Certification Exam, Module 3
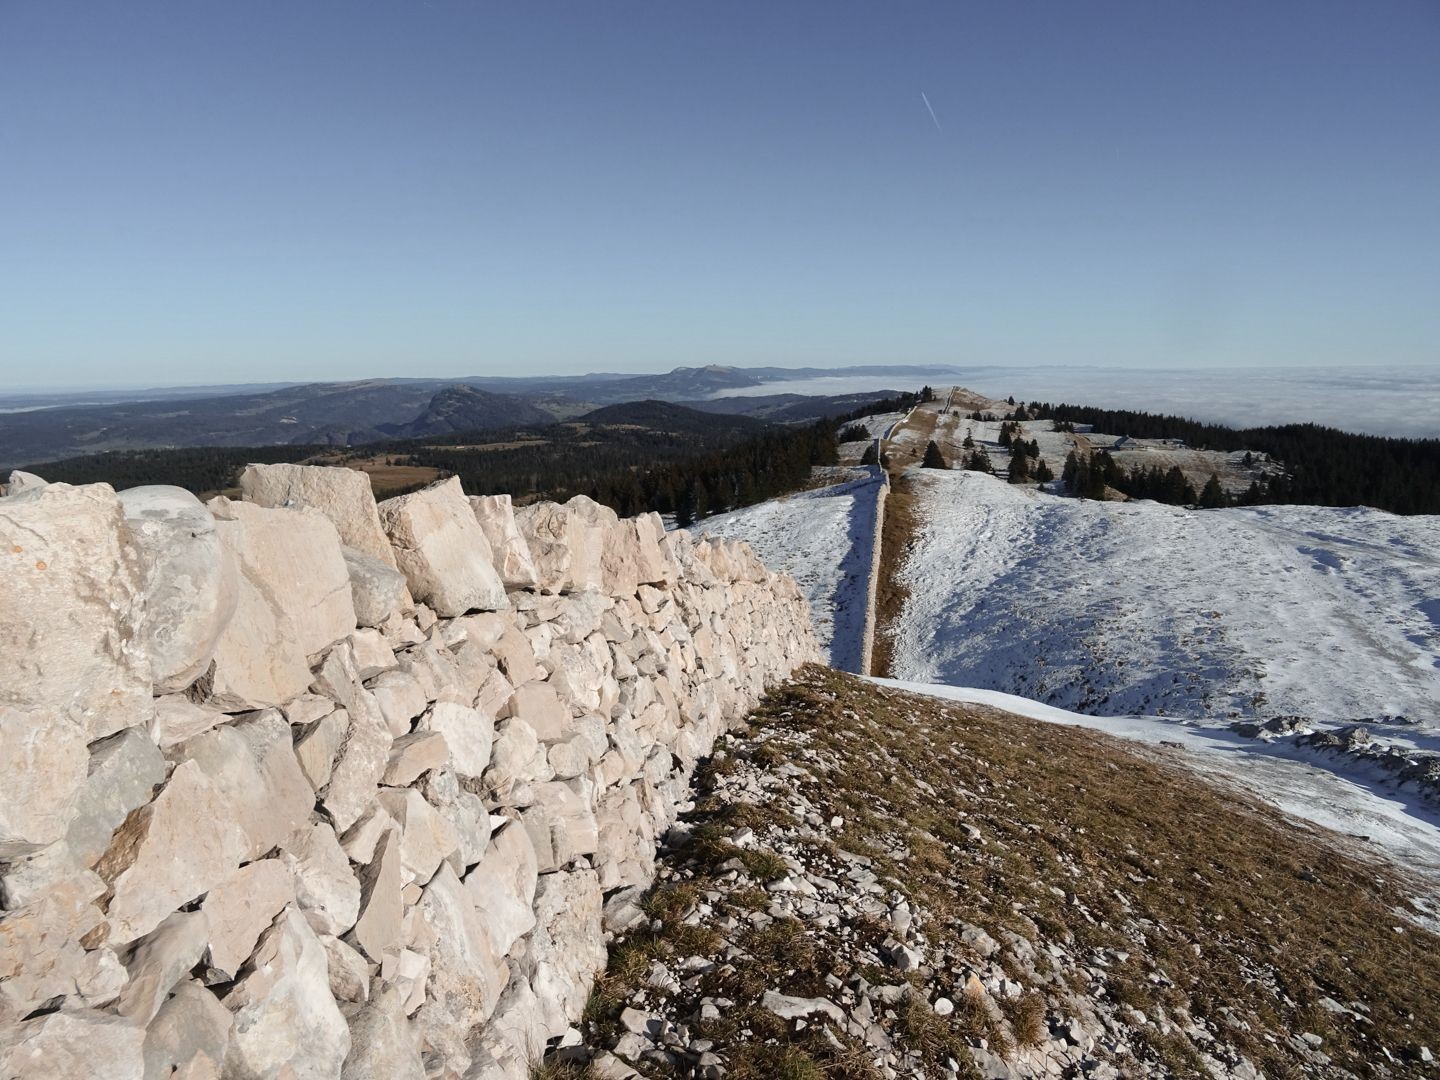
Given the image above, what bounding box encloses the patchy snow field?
[890,470,1440,724]
[697,468,884,672]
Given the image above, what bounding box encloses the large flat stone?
[377,477,507,616]
[0,482,151,741]
[239,463,398,568]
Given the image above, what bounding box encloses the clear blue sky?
[2,0,1437,386]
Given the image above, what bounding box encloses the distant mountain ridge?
[0,364,958,466]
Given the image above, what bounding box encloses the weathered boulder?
[464,821,538,957]
[351,827,404,964]
[383,731,449,786]
[0,871,110,1021]
[97,760,251,946]
[343,547,410,627]
[313,643,395,833]
[120,486,240,693]
[417,701,491,778]
[468,494,540,589]
[562,496,612,592]
[514,501,570,594]
[206,498,356,710]
[115,910,210,1025]
[239,463,398,568]
[522,781,600,873]
[178,711,313,861]
[416,863,508,1051]
[148,695,226,749]
[506,680,570,742]
[377,788,459,887]
[601,512,676,596]
[279,823,361,937]
[0,705,89,858]
[0,1008,145,1080]
[5,469,48,495]
[200,859,295,980]
[0,483,151,741]
[520,868,605,1039]
[223,907,351,1080]
[341,984,425,1080]
[377,477,507,616]
[142,980,232,1080]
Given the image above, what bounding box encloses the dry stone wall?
[0,466,817,1079]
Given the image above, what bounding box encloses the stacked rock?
[0,464,818,1079]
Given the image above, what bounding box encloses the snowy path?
[697,468,885,672]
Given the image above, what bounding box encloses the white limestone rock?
[200,859,295,980]
[377,788,459,887]
[0,482,151,741]
[520,868,605,1039]
[279,822,361,937]
[507,680,570,742]
[416,863,508,1052]
[351,827,404,964]
[368,669,429,736]
[141,980,232,1080]
[178,710,314,861]
[383,730,449,785]
[148,695,226,749]
[120,486,239,693]
[463,821,538,957]
[521,781,600,873]
[95,760,251,947]
[468,493,540,589]
[239,462,398,568]
[115,910,210,1025]
[416,701,491,779]
[341,984,425,1080]
[0,871,110,1022]
[377,477,508,616]
[343,547,410,627]
[206,498,356,710]
[223,906,351,1080]
[0,1008,145,1080]
[0,705,89,858]
[4,469,48,495]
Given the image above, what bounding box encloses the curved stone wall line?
[0,466,818,1080]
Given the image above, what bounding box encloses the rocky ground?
[558,667,1440,1080]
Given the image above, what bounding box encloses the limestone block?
[519,868,605,1039]
[206,498,356,710]
[350,627,399,680]
[141,980,232,1080]
[4,469,47,495]
[485,718,551,801]
[294,708,349,792]
[0,705,88,858]
[340,984,425,1080]
[513,501,571,594]
[279,822,361,937]
[148,695,225,749]
[0,483,151,741]
[96,761,250,947]
[343,547,410,627]
[239,462,397,568]
[321,935,371,1003]
[474,666,515,720]
[507,681,569,742]
[466,973,548,1080]
[417,863,508,1037]
[368,669,428,736]
[468,493,540,590]
[561,496,612,592]
[490,623,539,685]
[201,859,295,980]
[376,477,507,616]
[115,910,210,1024]
[377,788,459,887]
[120,486,239,693]
[416,701,491,778]
[521,781,599,873]
[463,821,538,957]
[352,828,404,964]
[418,769,492,867]
[223,906,351,1080]
[383,730,449,785]
[0,1009,145,1080]
[313,644,394,833]
[178,711,313,861]
[0,871,109,1021]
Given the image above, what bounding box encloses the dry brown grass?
[750,667,1440,1078]
[870,471,919,677]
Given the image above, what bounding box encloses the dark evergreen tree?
[921,440,949,469]
[1199,473,1225,509]
[859,442,879,466]
[1034,458,1054,483]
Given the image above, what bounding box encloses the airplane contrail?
[920,91,942,131]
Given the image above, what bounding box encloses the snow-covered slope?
[697,468,883,672]
[890,470,1440,723]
